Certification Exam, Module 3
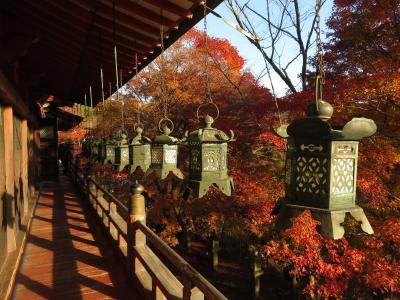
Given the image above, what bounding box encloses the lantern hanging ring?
[158,117,174,133]
[196,101,219,121]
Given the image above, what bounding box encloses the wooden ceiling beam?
[13,3,151,54]
[100,0,177,28]
[142,0,193,18]
[40,0,158,46]
[68,0,161,37]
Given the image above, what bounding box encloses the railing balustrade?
[69,156,227,300]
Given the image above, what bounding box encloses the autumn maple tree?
[59,1,400,296]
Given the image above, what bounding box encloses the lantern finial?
[205,114,214,128]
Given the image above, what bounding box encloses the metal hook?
[158,117,174,133]
[196,102,220,121]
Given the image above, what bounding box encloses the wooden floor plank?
[11,173,141,300]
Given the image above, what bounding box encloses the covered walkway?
[11,172,139,299]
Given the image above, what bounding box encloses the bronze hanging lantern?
[145,118,184,180]
[82,138,89,156]
[98,138,106,162]
[103,135,116,164]
[187,104,235,198]
[114,130,130,172]
[92,139,99,157]
[129,126,151,173]
[276,99,376,239]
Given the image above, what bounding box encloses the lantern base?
[129,164,150,174]
[113,163,129,172]
[102,158,115,165]
[145,167,184,180]
[276,201,373,239]
[188,177,235,198]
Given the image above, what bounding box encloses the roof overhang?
[1,0,223,106]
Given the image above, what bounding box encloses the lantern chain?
[134,48,142,127]
[203,1,212,104]
[159,10,169,120]
[112,0,124,132]
[315,0,324,110]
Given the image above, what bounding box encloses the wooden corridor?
[11,173,140,300]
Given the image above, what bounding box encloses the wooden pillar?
[21,119,29,217]
[212,240,221,271]
[3,106,16,252]
[127,182,146,275]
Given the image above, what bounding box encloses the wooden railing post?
[253,251,264,299]
[212,239,221,271]
[127,182,146,275]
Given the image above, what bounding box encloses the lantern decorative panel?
[82,138,90,156]
[114,131,130,172]
[129,126,151,173]
[277,100,376,239]
[102,137,116,165]
[98,138,106,162]
[145,121,183,180]
[91,139,99,157]
[187,115,235,198]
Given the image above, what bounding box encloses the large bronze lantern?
[129,126,151,173]
[187,114,235,198]
[145,119,184,180]
[277,100,376,239]
[114,131,130,172]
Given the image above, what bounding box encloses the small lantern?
[98,138,106,162]
[277,100,376,239]
[129,126,151,173]
[114,131,130,172]
[187,115,235,198]
[91,139,99,157]
[145,119,183,180]
[82,138,88,156]
[102,136,116,165]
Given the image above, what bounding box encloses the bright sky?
[195,0,334,96]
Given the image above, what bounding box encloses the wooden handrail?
[134,221,228,300]
[68,155,227,300]
[90,177,128,212]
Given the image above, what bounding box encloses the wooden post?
[3,106,16,252]
[21,119,29,217]
[253,251,264,299]
[212,240,220,271]
[127,182,146,275]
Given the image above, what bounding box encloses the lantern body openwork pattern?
[103,140,116,164]
[114,132,129,172]
[145,126,183,180]
[286,138,358,210]
[92,140,99,157]
[187,115,234,198]
[128,127,152,173]
[98,139,106,162]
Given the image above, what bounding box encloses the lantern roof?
[188,115,235,143]
[283,100,377,141]
[115,131,129,146]
[153,126,182,145]
[130,126,151,145]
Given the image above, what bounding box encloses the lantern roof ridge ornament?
[116,130,129,146]
[187,114,235,143]
[130,125,151,145]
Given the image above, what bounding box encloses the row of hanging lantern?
[80,1,235,199]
